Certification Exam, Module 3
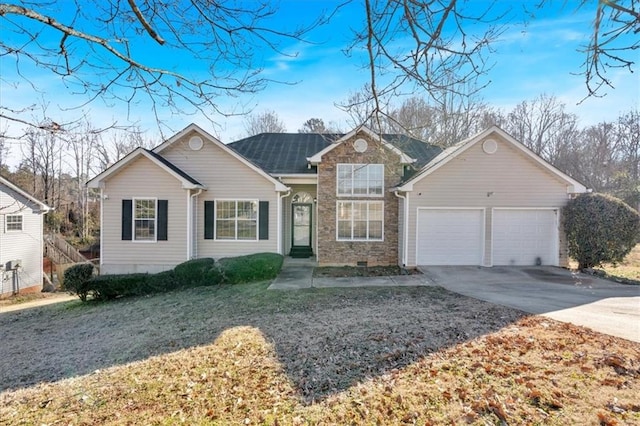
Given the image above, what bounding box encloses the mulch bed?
[313,265,422,278]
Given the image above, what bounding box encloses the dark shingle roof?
[146,150,203,186]
[381,134,442,169]
[228,133,338,174]
[228,133,441,175]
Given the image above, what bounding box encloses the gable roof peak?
[152,123,222,153]
[0,175,51,212]
[306,125,416,165]
[396,126,587,193]
[86,147,205,189]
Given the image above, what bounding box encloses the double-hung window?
[336,201,383,241]
[6,215,23,232]
[134,199,156,241]
[216,200,258,240]
[337,164,384,196]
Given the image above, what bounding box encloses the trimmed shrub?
[173,258,220,288]
[564,193,640,269]
[75,253,282,302]
[89,270,181,300]
[218,252,284,284]
[62,263,94,301]
[90,273,151,300]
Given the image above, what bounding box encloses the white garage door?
[492,209,558,266]
[417,209,484,265]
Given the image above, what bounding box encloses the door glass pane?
[293,205,311,246]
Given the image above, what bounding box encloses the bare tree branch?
[578,0,639,99]
[126,0,165,45]
[0,0,325,130]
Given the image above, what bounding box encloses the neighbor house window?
[337,164,384,196]
[216,200,258,240]
[6,215,23,232]
[134,198,156,241]
[336,201,383,241]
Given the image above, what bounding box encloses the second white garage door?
[492,209,558,266]
[417,209,484,265]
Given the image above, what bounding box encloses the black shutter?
[259,201,269,240]
[157,200,168,241]
[204,201,214,240]
[122,199,132,240]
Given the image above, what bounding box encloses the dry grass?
[0,291,64,306]
[598,244,640,284]
[1,282,639,425]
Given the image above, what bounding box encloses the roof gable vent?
[482,139,498,154]
[189,136,204,151]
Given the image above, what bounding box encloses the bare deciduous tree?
[504,94,579,165]
[355,0,504,118]
[243,110,287,136]
[613,109,640,208]
[0,130,9,171]
[94,127,154,172]
[19,128,62,208]
[63,120,102,239]
[342,87,501,146]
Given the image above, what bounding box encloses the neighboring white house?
[0,176,51,296]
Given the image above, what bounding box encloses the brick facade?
[316,132,403,266]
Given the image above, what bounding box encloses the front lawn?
[597,244,640,284]
[1,282,638,425]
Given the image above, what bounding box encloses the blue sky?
[1,0,638,153]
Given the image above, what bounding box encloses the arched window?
[292,192,313,203]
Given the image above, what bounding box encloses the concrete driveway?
[420,266,640,343]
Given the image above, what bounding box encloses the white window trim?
[336,200,384,242]
[336,164,384,197]
[214,199,259,242]
[5,214,23,232]
[132,197,157,243]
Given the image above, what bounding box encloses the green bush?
[218,252,284,284]
[90,273,152,300]
[74,253,283,302]
[564,193,640,269]
[173,258,220,288]
[62,263,94,301]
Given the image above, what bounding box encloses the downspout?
[277,189,292,255]
[99,185,105,269]
[394,191,409,267]
[190,189,203,259]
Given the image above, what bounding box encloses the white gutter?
[277,189,292,255]
[99,187,104,269]
[394,191,409,267]
[189,189,203,259]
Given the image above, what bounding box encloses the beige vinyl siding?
[101,155,188,274]
[406,135,570,267]
[0,186,44,294]
[161,132,280,258]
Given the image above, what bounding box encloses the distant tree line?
[0,92,637,247]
